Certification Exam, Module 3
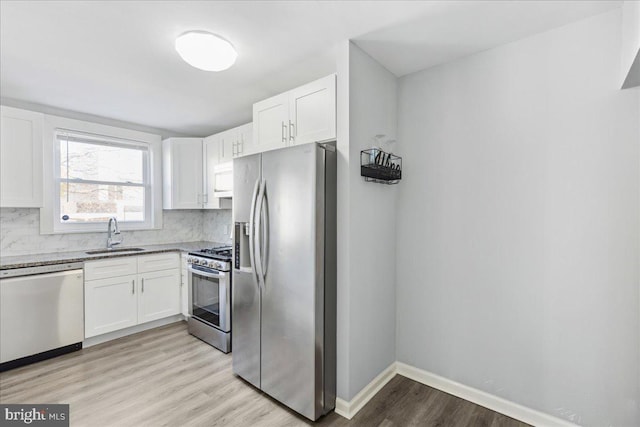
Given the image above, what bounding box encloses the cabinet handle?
[141,278,144,293]
[281,122,287,142]
[289,120,295,143]
[132,279,135,294]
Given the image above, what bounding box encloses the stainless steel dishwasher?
[0,263,84,371]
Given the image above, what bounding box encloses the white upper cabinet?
[236,123,253,157]
[216,123,254,161]
[252,74,336,153]
[162,138,203,209]
[253,92,290,153]
[203,135,221,208]
[0,106,44,207]
[163,137,231,209]
[203,135,231,208]
[289,75,336,145]
[218,128,236,164]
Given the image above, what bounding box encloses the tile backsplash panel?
[0,208,232,257]
[202,210,232,245]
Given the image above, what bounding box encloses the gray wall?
[396,9,639,427]
[335,41,398,401]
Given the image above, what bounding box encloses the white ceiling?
[0,1,620,136]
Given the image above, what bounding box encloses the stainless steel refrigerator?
[232,142,336,421]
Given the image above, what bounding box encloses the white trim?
[334,362,397,419]
[83,315,184,348]
[334,361,578,426]
[395,362,579,427]
[40,113,163,234]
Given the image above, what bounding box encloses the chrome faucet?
[107,217,123,249]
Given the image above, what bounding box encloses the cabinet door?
[235,123,253,157]
[0,106,44,207]
[180,254,189,317]
[138,269,181,324]
[85,274,138,338]
[203,135,220,208]
[252,92,289,152]
[218,129,236,164]
[162,138,203,209]
[203,135,232,208]
[289,74,336,145]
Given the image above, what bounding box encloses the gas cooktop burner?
[188,245,232,261]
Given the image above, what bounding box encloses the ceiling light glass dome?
[175,31,237,72]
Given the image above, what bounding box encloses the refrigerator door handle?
[261,181,269,282]
[254,179,267,291]
[262,181,269,280]
[248,178,261,288]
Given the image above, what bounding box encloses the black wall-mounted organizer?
[360,149,402,184]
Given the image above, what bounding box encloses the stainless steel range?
[186,245,232,353]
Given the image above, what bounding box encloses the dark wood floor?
[0,322,528,427]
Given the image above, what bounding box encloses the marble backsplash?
[202,210,233,245]
[0,208,233,257]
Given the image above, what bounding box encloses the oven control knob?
[187,257,193,264]
[208,261,215,268]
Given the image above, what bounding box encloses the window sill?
[40,223,162,235]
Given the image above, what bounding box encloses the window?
[56,131,150,225]
[40,114,162,235]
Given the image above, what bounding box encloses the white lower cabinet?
[138,269,180,323]
[85,274,138,338]
[84,253,180,338]
[181,254,189,317]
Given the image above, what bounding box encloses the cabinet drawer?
[137,253,179,274]
[85,257,138,281]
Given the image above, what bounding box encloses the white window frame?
[41,115,163,234]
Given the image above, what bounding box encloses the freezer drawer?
[0,268,84,364]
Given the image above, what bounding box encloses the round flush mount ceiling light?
[175,31,237,71]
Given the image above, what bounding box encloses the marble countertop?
[0,241,227,270]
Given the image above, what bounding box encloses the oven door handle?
[187,266,225,279]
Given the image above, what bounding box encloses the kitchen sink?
[85,247,146,255]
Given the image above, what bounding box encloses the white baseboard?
[334,362,397,419]
[396,362,578,427]
[83,315,184,348]
[334,361,577,427]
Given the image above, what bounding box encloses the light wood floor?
[0,322,528,427]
